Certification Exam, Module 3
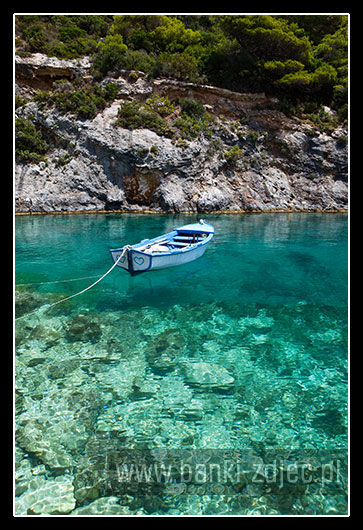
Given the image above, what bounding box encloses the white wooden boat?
[110,220,214,276]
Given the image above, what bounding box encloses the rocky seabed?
[15,298,347,515]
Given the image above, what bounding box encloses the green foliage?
[54,153,72,167]
[146,15,201,53]
[176,98,214,140]
[15,117,50,163]
[15,15,112,59]
[21,23,48,53]
[178,98,205,119]
[282,15,345,44]
[112,15,201,53]
[34,79,118,120]
[275,70,316,92]
[91,34,128,76]
[97,34,127,52]
[275,63,338,98]
[115,96,213,141]
[111,15,163,43]
[263,59,305,78]
[15,14,348,121]
[115,100,142,129]
[220,15,313,64]
[15,95,27,109]
[115,100,174,137]
[173,116,201,140]
[336,134,348,148]
[171,97,210,139]
[145,94,176,117]
[224,145,243,166]
[103,82,119,101]
[152,52,199,81]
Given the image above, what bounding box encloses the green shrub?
[145,94,176,117]
[91,34,128,76]
[115,95,212,140]
[15,117,50,163]
[224,144,243,166]
[173,116,201,139]
[54,153,72,167]
[150,145,159,155]
[263,59,305,79]
[151,51,200,81]
[16,15,112,59]
[22,23,48,53]
[172,98,214,140]
[49,37,98,59]
[103,82,119,100]
[112,15,201,54]
[115,100,143,129]
[115,100,174,137]
[15,96,27,109]
[34,79,118,120]
[177,97,205,118]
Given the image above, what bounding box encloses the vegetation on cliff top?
[15,14,348,119]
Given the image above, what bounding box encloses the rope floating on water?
[15,246,130,322]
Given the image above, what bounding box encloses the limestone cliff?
[15,54,348,213]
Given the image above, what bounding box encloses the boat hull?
[110,243,210,276]
[110,220,214,276]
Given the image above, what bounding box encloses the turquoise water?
[15,213,348,515]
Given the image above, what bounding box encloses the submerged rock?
[146,328,186,373]
[64,312,102,343]
[15,475,75,515]
[182,361,235,390]
[16,387,104,469]
[71,496,134,515]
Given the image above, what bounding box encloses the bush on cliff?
[34,79,119,120]
[115,95,213,141]
[15,117,50,163]
[116,100,174,138]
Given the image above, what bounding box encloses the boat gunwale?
[110,228,214,258]
[134,240,207,257]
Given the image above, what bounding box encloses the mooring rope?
[15,275,100,287]
[15,245,130,322]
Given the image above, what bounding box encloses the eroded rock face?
[15,53,91,91]
[15,55,348,213]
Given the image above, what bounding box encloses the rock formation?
[15,54,348,213]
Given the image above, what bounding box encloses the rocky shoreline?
[15,54,348,214]
[15,208,348,216]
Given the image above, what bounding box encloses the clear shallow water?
[15,213,348,515]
